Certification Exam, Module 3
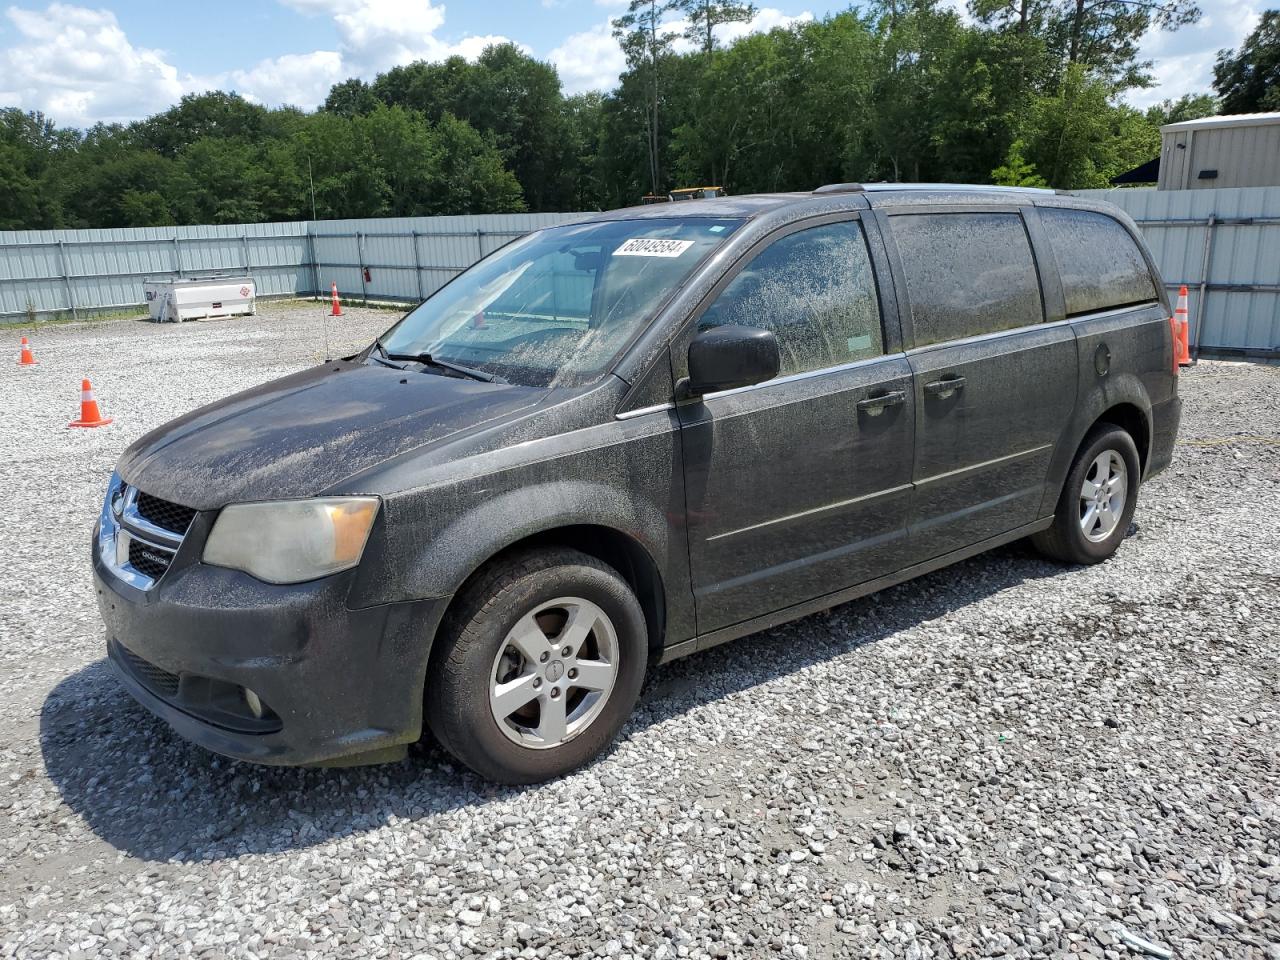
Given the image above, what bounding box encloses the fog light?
[244,688,264,719]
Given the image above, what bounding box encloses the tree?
[136,92,268,157]
[991,138,1048,185]
[1144,92,1216,125]
[354,46,571,209]
[970,0,1050,35]
[0,143,42,230]
[1214,10,1280,113]
[675,0,758,52]
[324,79,378,117]
[429,114,526,213]
[1019,64,1159,188]
[559,92,609,209]
[1059,0,1201,87]
[0,4,1206,229]
[613,0,679,194]
[869,0,970,182]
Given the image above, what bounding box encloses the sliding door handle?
[923,376,966,399]
[856,390,906,416]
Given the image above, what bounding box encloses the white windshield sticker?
[614,238,695,258]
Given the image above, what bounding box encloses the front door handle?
[856,390,906,416]
[923,376,966,399]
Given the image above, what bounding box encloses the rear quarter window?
[1040,208,1158,316]
[891,212,1044,347]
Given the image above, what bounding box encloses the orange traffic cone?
[330,282,342,317]
[18,336,36,366]
[1173,285,1191,366]
[68,378,112,428]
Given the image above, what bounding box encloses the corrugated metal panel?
[0,214,588,321]
[1073,186,1280,356]
[1159,123,1280,190]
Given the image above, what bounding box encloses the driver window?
[699,220,883,377]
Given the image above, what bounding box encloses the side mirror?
[685,325,780,396]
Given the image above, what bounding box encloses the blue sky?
[0,0,1264,128]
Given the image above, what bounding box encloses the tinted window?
[1040,208,1157,316]
[699,221,883,377]
[892,213,1043,346]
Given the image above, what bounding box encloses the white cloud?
[709,7,814,47]
[550,21,628,95]
[1126,0,1263,108]
[0,0,519,124]
[0,3,184,126]
[193,51,346,109]
[270,0,516,76]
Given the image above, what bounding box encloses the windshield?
[377,217,742,387]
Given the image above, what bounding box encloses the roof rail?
[813,182,1054,195]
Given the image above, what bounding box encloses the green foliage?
[991,139,1048,186]
[1016,64,1160,189]
[1144,93,1218,126]
[1214,10,1280,113]
[361,45,569,209]
[0,1,1210,230]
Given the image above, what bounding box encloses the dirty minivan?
[95,184,1181,783]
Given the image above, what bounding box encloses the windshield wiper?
[368,338,406,369]
[385,350,503,384]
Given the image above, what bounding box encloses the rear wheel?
[1033,424,1141,565]
[426,549,647,784]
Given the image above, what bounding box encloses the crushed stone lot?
[0,301,1277,960]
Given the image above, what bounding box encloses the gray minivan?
[94,184,1181,783]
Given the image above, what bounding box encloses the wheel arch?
[1041,375,1155,518]
[438,523,669,667]
[1093,401,1151,475]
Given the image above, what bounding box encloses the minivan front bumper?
[94,526,448,767]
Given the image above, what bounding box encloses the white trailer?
[143,276,256,323]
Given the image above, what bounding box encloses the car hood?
[116,361,546,510]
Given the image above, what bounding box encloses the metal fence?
[5,191,1279,358]
[1074,186,1280,360]
[0,213,587,323]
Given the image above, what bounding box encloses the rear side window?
[699,220,883,376]
[1040,208,1157,316]
[892,213,1043,347]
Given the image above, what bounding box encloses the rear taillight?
[1169,315,1179,375]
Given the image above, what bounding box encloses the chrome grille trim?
[119,486,185,549]
[99,475,190,589]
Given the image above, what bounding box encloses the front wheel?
[1033,424,1141,565]
[425,549,648,784]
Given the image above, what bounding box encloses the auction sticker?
[614,238,695,258]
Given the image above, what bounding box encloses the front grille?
[119,645,180,697]
[135,491,197,535]
[129,539,172,580]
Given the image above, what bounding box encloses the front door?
[676,217,915,633]
[884,209,1077,559]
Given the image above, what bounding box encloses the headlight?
[203,497,379,584]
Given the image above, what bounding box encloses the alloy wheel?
[488,597,619,749]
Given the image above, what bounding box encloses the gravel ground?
[0,302,1277,960]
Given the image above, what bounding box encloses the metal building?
[1159,113,1280,191]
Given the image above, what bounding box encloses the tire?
[425,548,648,784]
[1033,424,1141,565]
